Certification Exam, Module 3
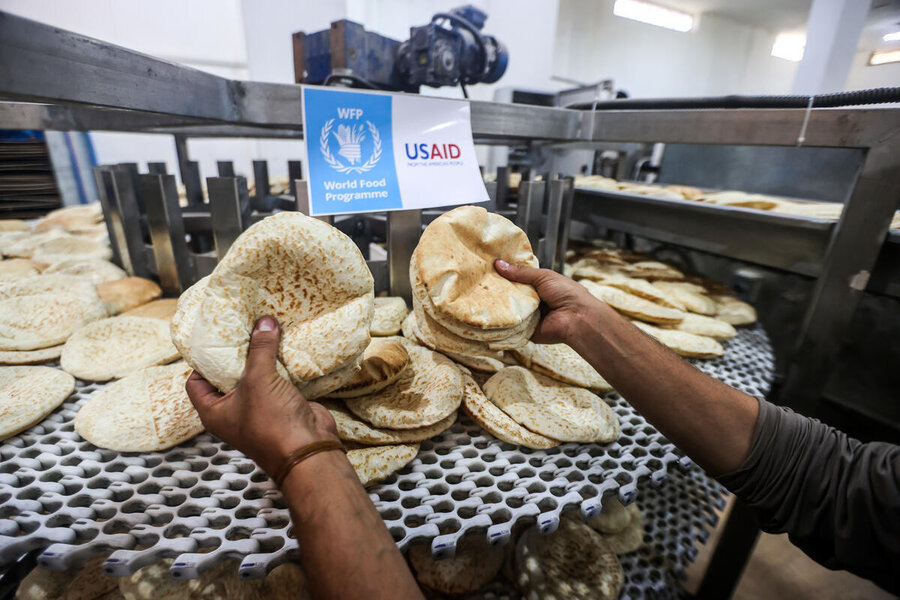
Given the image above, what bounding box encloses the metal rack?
[1,9,895,598]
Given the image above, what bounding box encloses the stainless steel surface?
[140,174,195,294]
[174,135,203,206]
[540,179,565,268]
[553,176,575,272]
[93,167,128,272]
[109,166,151,278]
[293,179,332,224]
[516,181,544,252]
[207,177,250,261]
[216,161,235,177]
[387,210,421,300]
[252,160,269,201]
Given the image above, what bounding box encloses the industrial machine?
[293,5,508,94]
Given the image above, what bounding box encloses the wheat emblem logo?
[320,118,382,174]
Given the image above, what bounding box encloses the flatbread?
[414,205,539,329]
[484,367,619,443]
[668,313,736,340]
[700,191,782,211]
[598,274,685,310]
[711,295,757,326]
[31,236,111,264]
[121,298,179,321]
[75,362,203,451]
[588,496,636,534]
[622,260,684,281]
[321,399,456,444]
[61,317,179,381]
[347,443,419,486]
[512,342,612,392]
[580,280,684,325]
[170,276,210,364]
[0,275,106,350]
[0,344,63,365]
[118,559,184,600]
[15,564,73,600]
[63,555,119,600]
[174,213,373,394]
[652,281,717,315]
[2,230,68,258]
[515,518,623,600]
[96,277,163,314]
[345,344,462,429]
[410,294,493,355]
[665,184,704,200]
[0,366,75,441]
[222,560,310,600]
[43,259,127,284]
[460,372,558,449]
[327,338,409,399]
[595,508,644,555]
[0,258,47,281]
[370,296,408,336]
[441,349,509,373]
[632,321,724,359]
[0,219,30,232]
[409,534,504,595]
[401,311,417,343]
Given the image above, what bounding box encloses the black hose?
[566,87,900,110]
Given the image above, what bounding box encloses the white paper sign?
[302,86,488,216]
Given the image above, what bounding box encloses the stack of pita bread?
[408,533,505,596]
[565,245,756,359]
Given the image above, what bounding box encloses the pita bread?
[512,342,612,392]
[36,203,103,231]
[414,206,539,329]
[0,258,47,281]
[632,321,724,359]
[97,277,162,314]
[175,213,373,394]
[711,295,757,326]
[588,496,637,534]
[370,296,408,336]
[1,366,75,441]
[31,236,111,264]
[668,313,736,340]
[327,338,409,399]
[15,564,73,600]
[595,507,644,555]
[580,280,684,325]
[63,555,119,600]
[345,344,462,429]
[170,276,210,364]
[401,311,418,342]
[622,260,684,281]
[222,561,310,600]
[484,367,619,443]
[515,518,623,600]
[321,399,456,444]
[597,274,684,310]
[75,362,203,451]
[460,372,557,449]
[652,281,717,315]
[118,559,184,600]
[347,443,419,486]
[665,184,704,200]
[44,259,126,284]
[121,298,179,321]
[441,349,509,373]
[617,182,686,200]
[0,275,106,350]
[410,294,493,355]
[574,175,619,191]
[0,219,30,233]
[700,191,782,211]
[409,534,504,595]
[2,230,68,258]
[61,317,179,381]
[0,344,63,365]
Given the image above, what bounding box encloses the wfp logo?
[320,108,382,174]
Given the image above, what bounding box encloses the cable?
[432,12,488,82]
[322,73,381,90]
[460,83,469,99]
[565,87,900,110]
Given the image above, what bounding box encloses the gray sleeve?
[716,398,900,593]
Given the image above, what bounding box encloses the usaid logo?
[404,143,462,161]
[320,108,382,174]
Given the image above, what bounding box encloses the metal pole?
[109,166,151,278]
[207,177,250,260]
[541,179,565,269]
[93,166,127,271]
[147,162,168,174]
[294,179,332,225]
[495,166,509,211]
[252,160,270,201]
[553,176,575,273]
[216,161,235,177]
[516,181,544,255]
[288,160,303,198]
[140,174,194,294]
[387,210,421,301]
[174,134,203,205]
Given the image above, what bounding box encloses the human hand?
[185,316,339,478]
[495,259,604,346]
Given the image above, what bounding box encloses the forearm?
[281,451,423,600]
[568,301,758,475]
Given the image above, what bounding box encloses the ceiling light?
[613,0,694,33]
[869,49,900,65]
[771,32,806,62]
[883,31,900,42]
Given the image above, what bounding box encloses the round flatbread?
[118,559,183,600]
[515,518,623,600]
[409,534,504,595]
[598,274,685,310]
[170,276,210,364]
[75,362,203,451]
[652,281,717,315]
[370,296,408,336]
[121,298,179,322]
[632,321,724,359]
[327,338,409,399]
[31,236,111,264]
[414,205,539,329]
[483,367,619,443]
[61,317,179,381]
[622,260,685,281]
[410,294,494,355]
[668,313,736,340]
[588,496,636,534]
[62,555,119,600]
[345,345,462,429]
[0,258,47,281]
[96,277,162,315]
[347,443,419,486]
[43,259,127,284]
[174,213,373,394]
[441,349,509,373]
[2,230,68,258]
[16,564,74,600]
[0,366,75,441]
[0,344,63,365]
[512,342,612,392]
[0,275,106,350]
[460,372,558,450]
[580,280,684,325]
[711,295,757,326]
[321,399,456,445]
[596,508,644,555]
[222,561,310,600]
[0,219,30,233]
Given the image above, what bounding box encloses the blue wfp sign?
[302,87,402,215]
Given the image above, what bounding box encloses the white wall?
[845,50,900,91]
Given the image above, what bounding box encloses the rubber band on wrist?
[273,440,346,487]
